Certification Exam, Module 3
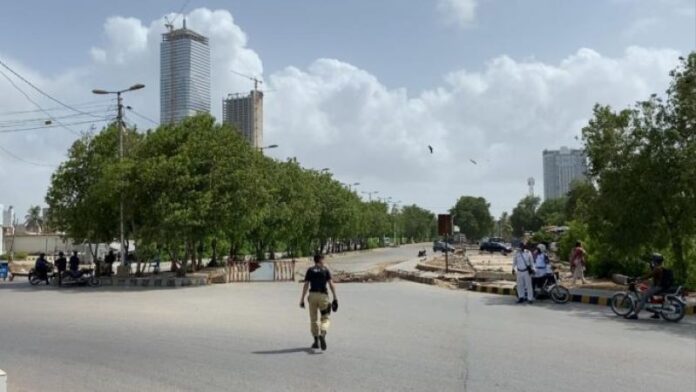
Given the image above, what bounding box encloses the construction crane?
[231,70,263,92]
[164,0,191,31]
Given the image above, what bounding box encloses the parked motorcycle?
[28,268,54,285]
[514,273,571,304]
[59,269,101,287]
[610,276,686,322]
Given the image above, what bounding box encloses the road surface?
[0,278,693,391]
[321,242,429,273]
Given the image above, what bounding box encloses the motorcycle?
[515,272,571,304]
[59,268,101,287]
[610,276,686,322]
[28,267,55,285]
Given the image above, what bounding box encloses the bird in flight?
[428,145,434,154]
[470,159,478,165]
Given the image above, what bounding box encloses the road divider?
[467,282,696,315]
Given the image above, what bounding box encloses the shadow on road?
[252,347,321,355]
[479,294,696,339]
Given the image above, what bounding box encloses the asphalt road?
[321,242,429,273]
[0,276,694,392]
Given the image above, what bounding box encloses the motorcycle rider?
[34,253,51,285]
[626,253,669,320]
[68,251,82,278]
[55,251,67,286]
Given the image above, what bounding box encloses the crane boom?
[231,69,263,92]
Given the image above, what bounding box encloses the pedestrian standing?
[513,243,535,303]
[570,241,587,285]
[299,254,338,351]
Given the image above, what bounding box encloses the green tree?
[581,54,696,282]
[449,196,494,241]
[536,197,567,226]
[510,196,542,236]
[400,205,436,242]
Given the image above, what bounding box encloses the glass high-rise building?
[543,147,587,200]
[160,22,210,124]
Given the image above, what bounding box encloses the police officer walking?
[299,254,338,351]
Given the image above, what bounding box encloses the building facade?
[222,90,264,148]
[543,147,587,200]
[160,22,210,124]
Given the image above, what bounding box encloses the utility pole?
[117,91,125,273]
[92,84,145,276]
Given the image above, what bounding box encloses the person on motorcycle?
[34,253,51,285]
[68,251,82,278]
[626,253,667,320]
[55,251,67,286]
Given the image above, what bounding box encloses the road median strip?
[467,282,696,315]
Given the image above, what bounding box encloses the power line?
[0,100,115,116]
[0,110,114,128]
[0,57,105,119]
[0,118,112,134]
[0,67,81,135]
[126,106,159,126]
[0,144,56,168]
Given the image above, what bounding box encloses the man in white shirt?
[513,242,535,303]
[533,244,550,290]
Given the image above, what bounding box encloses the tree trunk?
[670,236,687,283]
[211,238,218,266]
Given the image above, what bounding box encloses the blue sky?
[0,0,694,218]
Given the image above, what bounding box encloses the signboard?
[438,214,453,236]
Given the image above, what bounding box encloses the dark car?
[433,241,455,252]
[479,241,512,255]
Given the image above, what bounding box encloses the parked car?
[479,241,512,255]
[433,241,455,252]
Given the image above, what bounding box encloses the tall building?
[222,90,264,148]
[543,147,587,200]
[160,21,210,124]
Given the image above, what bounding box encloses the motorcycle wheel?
[88,276,101,287]
[661,299,685,323]
[550,285,571,304]
[610,293,635,316]
[28,272,41,286]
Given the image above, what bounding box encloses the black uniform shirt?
[305,266,332,293]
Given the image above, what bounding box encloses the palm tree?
[25,205,43,234]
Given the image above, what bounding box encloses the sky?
[0,0,694,220]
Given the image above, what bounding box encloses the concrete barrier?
[0,368,6,392]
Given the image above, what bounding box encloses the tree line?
[45,115,437,275]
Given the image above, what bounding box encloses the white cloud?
[437,0,478,28]
[0,7,684,218]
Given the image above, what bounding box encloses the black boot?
[319,334,327,351]
[311,337,319,349]
[650,313,660,320]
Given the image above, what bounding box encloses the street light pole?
[92,83,145,276]
[117,91,125,272]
